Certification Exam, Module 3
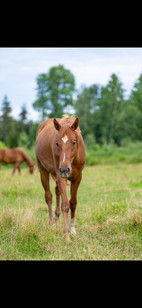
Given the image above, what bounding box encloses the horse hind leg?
[18,164,21,175]
[54,181,61,221]
[69,173,82,235]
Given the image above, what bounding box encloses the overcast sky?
[0,47,142,121]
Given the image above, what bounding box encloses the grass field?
[0,164,142,260]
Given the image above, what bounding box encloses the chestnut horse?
[36,115,86,241]
[0,147,35,176]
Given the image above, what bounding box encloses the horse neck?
[26,156,33,168]
[22,151,33,168]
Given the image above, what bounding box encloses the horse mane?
[36,119,49,139]
[60,114,81,135]
[17,148,34,167]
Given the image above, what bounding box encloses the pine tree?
[0,95,12,143]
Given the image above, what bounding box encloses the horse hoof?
[54,214,59,221]
[49,220,55,226]
[70,226,76,235]
[65,233,71,243]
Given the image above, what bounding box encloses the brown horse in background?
[36,115,86,241]
[0,147,35,176]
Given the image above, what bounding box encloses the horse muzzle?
[59,167,71,178]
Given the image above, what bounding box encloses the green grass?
[0,164,142,260]
[86,142,142,165]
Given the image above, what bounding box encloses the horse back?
[1,148,24,163]
[36,119,58,173]
[36,118,61,141]
[0,149,5,161]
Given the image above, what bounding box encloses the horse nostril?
[59,167,70,174]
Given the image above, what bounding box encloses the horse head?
[29,163,36,174]
[53,117,79,178]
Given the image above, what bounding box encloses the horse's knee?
[61,201,70,213]
[55,209,61,218]
[70,200,77,211]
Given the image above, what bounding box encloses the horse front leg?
[11,162,20,176]
[18,164,21,175]
[69,173,82,235]
[57,174,70,242]
[40,169,54,225]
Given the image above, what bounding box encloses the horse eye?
[56,142,59,147]
[72,141,76,145]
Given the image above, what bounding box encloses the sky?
[0,47,142,121]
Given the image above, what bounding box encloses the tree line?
[0,96,38,148]
[1,64,142,150]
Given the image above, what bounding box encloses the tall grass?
[0,164,142,260]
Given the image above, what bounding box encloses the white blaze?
[62,135,68,143]
[63,152,65,162]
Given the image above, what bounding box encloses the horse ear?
[71,117,79,131]
[53,118,61,131]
